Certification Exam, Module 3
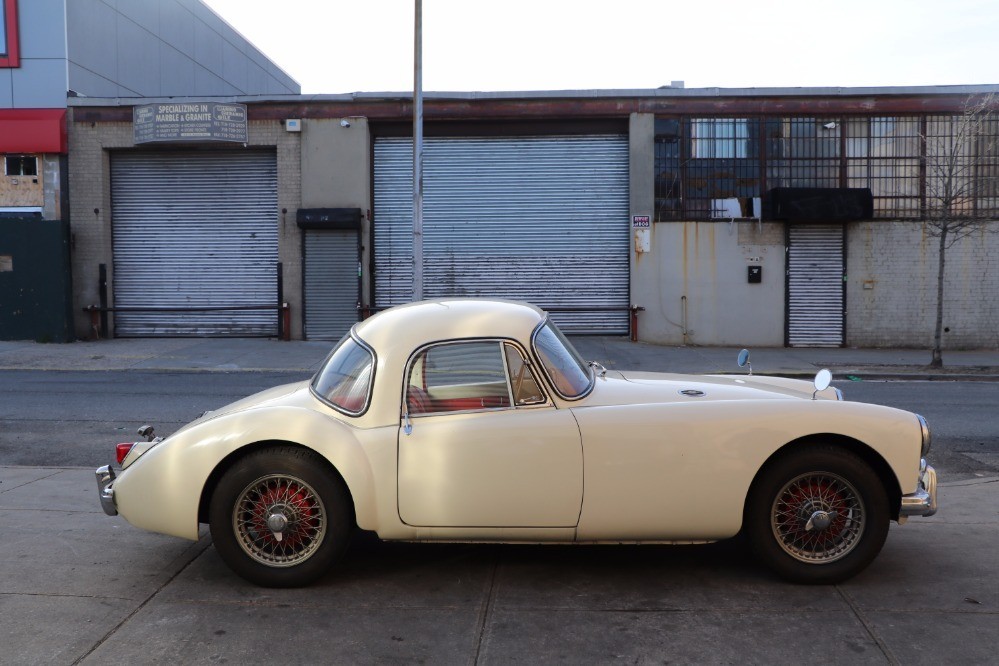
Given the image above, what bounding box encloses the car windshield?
[532,321,592,398]
[311,336,374,414]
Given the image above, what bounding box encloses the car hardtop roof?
[353,299,547,351]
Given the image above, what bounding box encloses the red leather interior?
[407,386,509,414]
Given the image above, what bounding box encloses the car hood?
[580,370,836,407]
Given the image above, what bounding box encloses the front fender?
[574,398,923,540]
[112,405,382,540]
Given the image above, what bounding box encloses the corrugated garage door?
[787,224,845,347]
[111,151,278,337]
[373,135,630,334]
[304,230,359,340]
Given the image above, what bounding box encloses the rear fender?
[111,406,381,540]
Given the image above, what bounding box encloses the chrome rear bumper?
[96,465,118,516]
[899,459,937,521]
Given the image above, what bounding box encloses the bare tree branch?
[922,92,999,366]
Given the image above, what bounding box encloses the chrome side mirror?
[812,369,832,400]
[737,349,752,376]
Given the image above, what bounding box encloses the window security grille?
[654,114,999,222]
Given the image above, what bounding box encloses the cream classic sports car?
[96,299,937,587]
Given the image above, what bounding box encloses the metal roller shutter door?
[787,224,845,347]
[304,230,359,340]
[373,135,630,334]
[110,151,278,337]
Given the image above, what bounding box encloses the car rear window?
[312,337,374,414]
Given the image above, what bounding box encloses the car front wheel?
[746,446,890,584]
[209,446,353,587]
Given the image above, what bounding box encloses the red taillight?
[116,443,136,465]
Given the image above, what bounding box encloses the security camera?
[340,119,351,128]
[823,121,838,130]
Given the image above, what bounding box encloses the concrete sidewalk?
[1,336,998,380]
[2,465,995,664]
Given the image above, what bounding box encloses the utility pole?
[412,0,424,301]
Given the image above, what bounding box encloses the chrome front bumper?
[899,459,937,521]
[96,465,118,516]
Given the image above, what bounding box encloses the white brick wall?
[846,220,999,349]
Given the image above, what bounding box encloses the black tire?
[209,446,353,587]
[745,446,890,584]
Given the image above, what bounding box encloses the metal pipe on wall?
[681,295,689,345]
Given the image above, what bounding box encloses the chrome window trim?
[503,341,551,407]
[529,319,595,402]
[402,338,536,419]
[309,331,377,417]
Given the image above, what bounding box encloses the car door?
[397,340,583,528]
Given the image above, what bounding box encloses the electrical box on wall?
[632,215,651,253]
[748,265,762,283]
[634,228,650,253]
[285,119,302,132]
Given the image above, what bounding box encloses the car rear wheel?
[746,446,889,584]
[209,446,353,587]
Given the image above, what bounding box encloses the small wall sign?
[632,215,651,228]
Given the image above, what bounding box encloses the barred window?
[653,110,999,222]
[925,113,999,218]
[691,119,750,158]
[654,120,681,221]
[978,114,999,206]
[766,118,841,189]
[656,118,761,221]
[845,117,921,218]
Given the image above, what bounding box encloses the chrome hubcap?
[267,511,289,534]
[805,510,835,532]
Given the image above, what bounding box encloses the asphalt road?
[834,380,999,480]
[0,370,310,467]
[0,370,996,479]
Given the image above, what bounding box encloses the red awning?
[0,109,67,154]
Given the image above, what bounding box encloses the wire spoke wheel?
[747,447,889,584]
[232,474,328,568]
[210,446,353,587]
[770,471,865,564]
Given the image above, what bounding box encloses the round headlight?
[916,414,931,456]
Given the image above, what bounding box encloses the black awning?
[296,208,362,230]
[765,188,873,223]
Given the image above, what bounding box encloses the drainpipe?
[630,305,645,342]
[681,295,689,345]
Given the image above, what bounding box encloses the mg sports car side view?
[97,299,937,587]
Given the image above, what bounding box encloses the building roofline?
[66,83,999,107]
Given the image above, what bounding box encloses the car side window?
[407,341,512,415]
[503,343,546,406]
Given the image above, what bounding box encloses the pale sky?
[201,0,999,95]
